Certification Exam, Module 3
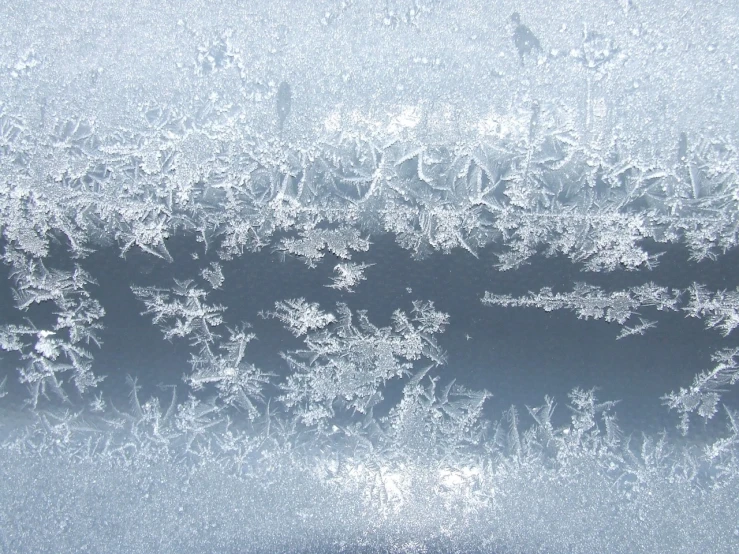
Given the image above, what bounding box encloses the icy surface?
[1,0,739,552]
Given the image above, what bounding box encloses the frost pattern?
[0,105,736,553]
[326,262,374,292]
[0,250,104,406]
[6,377,738,551]
[132,277,268,413]
[0,100,737,273]
[200,261,224,289]
[186,324,272,419]
[0,3,738,548]
[663,348,739,435]
[382,368,491,457]
[274,227,371,267]
[684,283,739,337]
[482,282,680,337]
[262,298,336,337]
[132,279,226,346]
[270,300,448,426]
[616,317,657,340]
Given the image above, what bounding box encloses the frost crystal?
[663,348,739,435]
[264,298,336,337]
[132,279,226,346]
[482,282,679,337]
[1,1,739,550]
[200,262,224,289]
[684,283,739,337]
[187,325,272,419]
[0,252,105,406]
[326,262,374,292]
[276,301,448,425]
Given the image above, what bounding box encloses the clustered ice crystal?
[1,0,738,552]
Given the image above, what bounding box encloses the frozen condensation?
[0,0,738,552]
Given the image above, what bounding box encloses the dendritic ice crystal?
[1,1,739,552]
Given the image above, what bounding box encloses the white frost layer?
[1,449,737,554]
[0,0,736,155]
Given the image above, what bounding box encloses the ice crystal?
[1,1,738,551]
